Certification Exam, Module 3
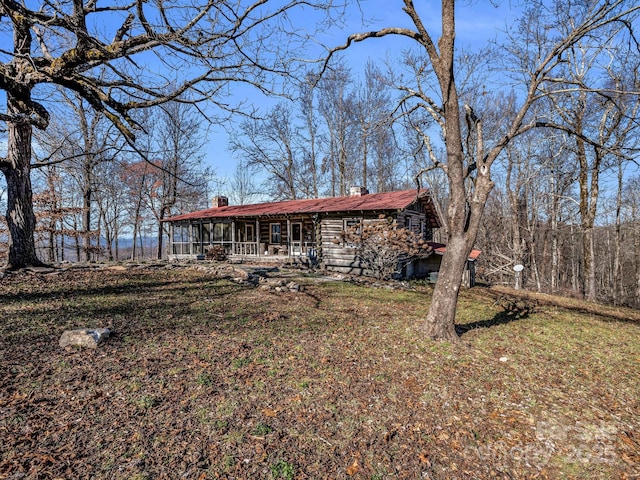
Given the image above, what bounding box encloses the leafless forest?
[1,1,639,308]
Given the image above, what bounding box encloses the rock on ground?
[59,328,111,349]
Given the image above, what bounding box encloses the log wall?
[319,216,364,274]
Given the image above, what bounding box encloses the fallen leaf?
[619,432,639,450]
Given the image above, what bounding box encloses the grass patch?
[0,266,638,479]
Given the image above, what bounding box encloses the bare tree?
[317,62,356,196]
[93,161,126,261]
[120,160,152,261]
[32,165,65,263]
[327,0,640,340]
[147,101,208,259]
[229,102,299,200]
[550,59,638,300]
[625,176,640,306]
[234,62,401,199]
[228,160,262,206]
[349,61,395,191]
[0,0,334,269]
[609,92,640,303]
[33,90,124,262]
[297,71,322,198]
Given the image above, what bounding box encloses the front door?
[244,224,255,254]
[291,223,302,255]
[245,224,255,242]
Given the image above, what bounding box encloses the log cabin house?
[164,187,479,285]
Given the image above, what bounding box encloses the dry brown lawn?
[0,265,638,479]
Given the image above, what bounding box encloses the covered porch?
[169,216,317,261]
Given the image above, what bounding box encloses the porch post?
[231,220,236,255]
[286,218,291,257]
[187,220,193,255]
[256,219,260,256]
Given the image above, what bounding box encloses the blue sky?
[208,0,523,193]
[0,0,522,194]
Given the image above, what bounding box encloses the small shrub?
[270,459,295,480]
[196,372,214,386]
[254,423,273,435]
[214,420,228,431]
[134,395,157,410]
[232,357,251,369]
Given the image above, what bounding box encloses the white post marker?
[513,264,524,290]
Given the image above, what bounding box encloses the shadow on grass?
[0,272,259,346]
[456,296,535,336]
[0,271,247,307]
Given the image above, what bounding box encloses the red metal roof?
[428,242,482,261]
[165,189,441,227]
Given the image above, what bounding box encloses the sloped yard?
[0,265,638,479]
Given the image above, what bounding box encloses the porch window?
[290,222,303,255]
[202,222,211,244]
[172,223,190,255]
[291,223,302,243]
[245,224,255,242]
[213,222,231,243]
[405,216,412,230]
[192,224,202,254]
[343,218,362,234]
[270,223,281,244]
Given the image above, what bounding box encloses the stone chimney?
[349,186,369,197]
[212,196,229,208]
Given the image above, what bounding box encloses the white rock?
[59,328,110,349]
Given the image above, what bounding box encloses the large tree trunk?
[575,101,601,303]
[421,0,487,341]
[157,222,165,260]
[612,160,623,305]
[2,17,47,270]
[505,148,526,290]
[2,114,45,270]
[423,234,471,340]
[83,184,92,262]
[157,206,169,260]
[550,171,559,293]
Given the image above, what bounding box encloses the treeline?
[226,61,427,204]
[476,133,640,308]
[227,54,640,307]
[2,58,639,307]
[0,97,210,263]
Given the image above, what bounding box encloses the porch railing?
[290,241,317,257]
[234,242,260,256]
[231,241,317,257]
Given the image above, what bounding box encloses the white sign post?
[513,264,524,290]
